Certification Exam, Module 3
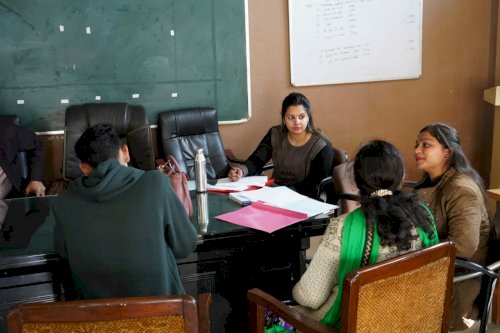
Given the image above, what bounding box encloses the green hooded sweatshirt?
[51,159,197,299]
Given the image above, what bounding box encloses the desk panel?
[0,192,329,333]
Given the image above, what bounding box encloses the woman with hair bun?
[265,140,438,332]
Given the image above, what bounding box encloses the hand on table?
[25,180,46,197]
[228,167,243,182]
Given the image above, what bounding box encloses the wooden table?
[0,192,330,333]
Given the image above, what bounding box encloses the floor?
[464,320,500,333]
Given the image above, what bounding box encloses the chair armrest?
[316,176,333,202]
[197,293,212,333]
[262,162,274,171]
[454,259,499,333]
[247,288,338,333]
[318,176,332,189]
[454,259,498,282]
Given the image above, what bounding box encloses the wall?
[490,0,500,189]
[219,0,496,185]
[41,0,497,186]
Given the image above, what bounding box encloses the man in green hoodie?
[51,123,197,299]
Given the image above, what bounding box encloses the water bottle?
[197,192,209,234]
[195,148,209,231]
[195,148,207,192]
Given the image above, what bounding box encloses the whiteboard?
[288,0,422,86]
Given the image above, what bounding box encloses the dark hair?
[280,92,322,137]
[354,140,434,250]
[418,122,489,213]
[75,124,121,168]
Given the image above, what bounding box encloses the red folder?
[215,201,308,233]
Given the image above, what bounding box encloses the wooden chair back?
[341,241,455,332]
[248,241,456,333]
[8,293,212,333]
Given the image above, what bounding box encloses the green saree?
[321,206,438,329]
[264,205,438,332]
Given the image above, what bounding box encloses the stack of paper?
[207,176,268,192]
[229,186,337,217]
[218,187,337,233]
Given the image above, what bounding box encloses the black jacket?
[0,123,44,194]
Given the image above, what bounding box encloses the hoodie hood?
[70,159,144,202]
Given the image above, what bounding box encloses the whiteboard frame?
[288,0,423,87]
[220,0,252,124]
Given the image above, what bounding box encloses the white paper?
[234,186,337,217]
[207,176,268,192]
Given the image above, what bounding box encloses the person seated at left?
[0,121,45,198]
[51,123,197,299]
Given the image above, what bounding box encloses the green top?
[266,205,438,333]
[51,159,198,298]
[321,206,438,329]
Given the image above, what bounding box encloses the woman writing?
[228,92,334,199]
[267,140,438,331]
[414,122,492,331]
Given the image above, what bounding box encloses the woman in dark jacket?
[414,122,492,331]
[228,92,334,199]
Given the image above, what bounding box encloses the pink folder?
[215,201,308,233]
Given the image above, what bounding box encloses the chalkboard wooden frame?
[0,0,250,132]
[288,0,422,87]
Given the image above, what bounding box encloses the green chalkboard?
[0,0,249,131]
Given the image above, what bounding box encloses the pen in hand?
[229,166,243,182]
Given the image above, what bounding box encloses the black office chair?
[46,103,156,195]
[158,107,232,180]
[0,115,28,180]
[62,103,156,180]
[452,259,499,333]
[330,162,360,215]
[316,146,349,203]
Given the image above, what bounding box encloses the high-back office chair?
[8,293,212,333]
[317,147,349,202]
[63,103,155,180]
[0,115,29,180]
[0,253,76,333]
[248,241,456,333]
[331,162,360,215]
[158,108,232,180]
